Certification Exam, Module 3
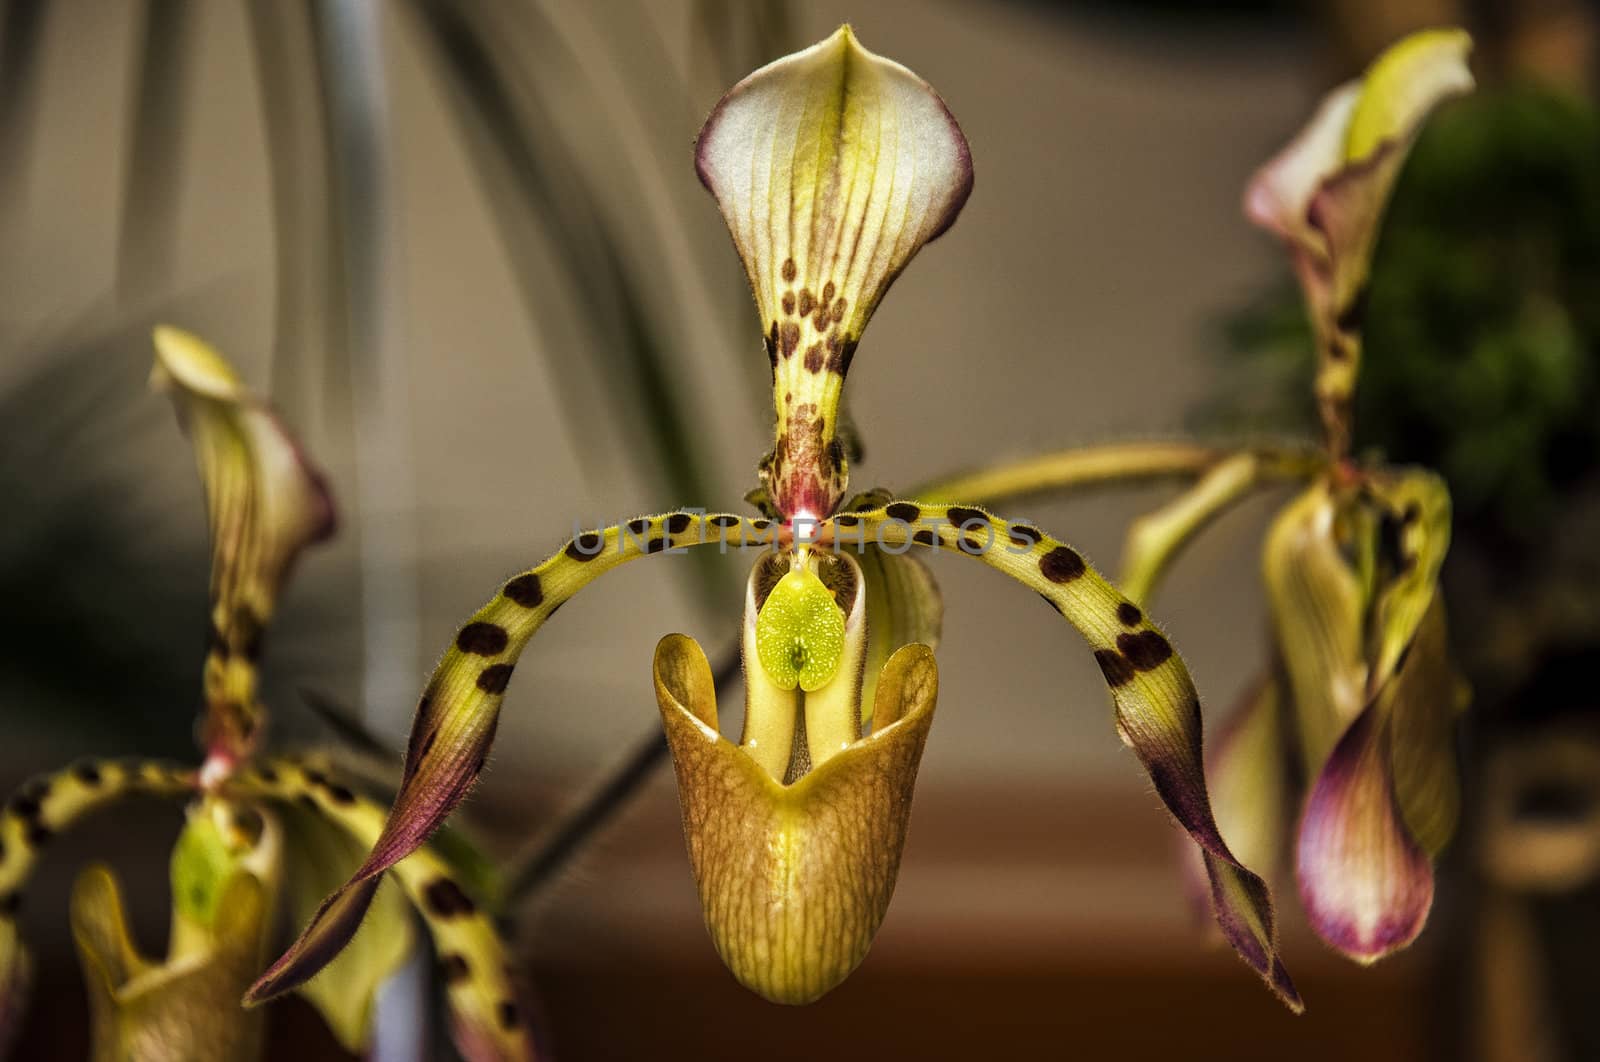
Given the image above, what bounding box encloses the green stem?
[910,440,1322,508]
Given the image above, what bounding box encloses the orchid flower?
[1043,29,1473,964]
[855,29,1478,967]
[252,25,1299,1014]
[0,328,534,1060]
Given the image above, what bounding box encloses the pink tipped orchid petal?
[151,327,336,759]
[1297,701,1433,963]
[697,25,972,517]
[1245,30,1473,455]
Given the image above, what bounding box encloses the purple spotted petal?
[835,504,1302,1011]
[250,513,763,1001]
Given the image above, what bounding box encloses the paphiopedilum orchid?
[253,25,1301,1014]
[0,328,533,1060]
[1098,28,1476,965]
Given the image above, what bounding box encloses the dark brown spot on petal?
[832,298,848,324]
[0,891,19,916]
[821,281,835,304]
[1009,524,1042,548]
[711,515,741,527]
[9,793,41,820]
[833,514,860,527]
[498,1001,520,1030]
[1117,602,1143,627]
[779,322,800,359]
[803,343,824,373]
[298,793,320,812]
[946,505,988,529]
[423,878,477,918]
[567,532,604,560]
[666,512,693,535]
[781,258,797,283]
[326,784,357,806]
[798,289,815,317]
[1117,630,1173,671]
[72,761,102,787]
[1040,546,1086,583]
[827,336,858,375]
[440,953,471,983]
[503,574,543,608]
[254,765,280,785]
[781,292,796,315]
[886,502,920,523]
[456,622,509,656]
[913,530,937,547]
[626,518,650,535]
[643,537,669,554]
[477,664,515,694]
[24,823,50,847]
[304,769,329,789]
[765,325,779,371]
[1095,649,1136,687]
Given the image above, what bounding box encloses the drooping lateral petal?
[230,760,538,1060]
[1263,482,1374,772]
[1180,675,1292,929]
[697,25,972,516]
[1,758,196,1044]
[1363,468,1452,696]
[656,635,939,1004]
[276,799,416,1052]
[855,545,942,728]
[248,513,768,1003]
[72,803,280,1062]
[1244,31,1472,453]
[820,503,1300,1010]
[1297,700,1432,963]
[1120,451,1266,605]
[150,326,336,759]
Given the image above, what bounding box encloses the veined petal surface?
[151,327,336,759]
[698,26,972,516]
[656,635,938,1004]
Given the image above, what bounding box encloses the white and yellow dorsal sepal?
[696,25,973,517]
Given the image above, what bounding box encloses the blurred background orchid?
[2,1,1597,1060]
[2,327,534,1060]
